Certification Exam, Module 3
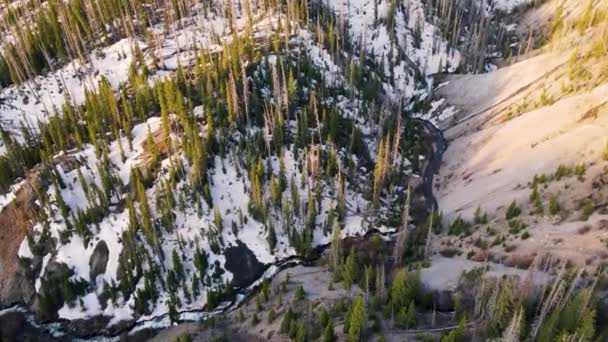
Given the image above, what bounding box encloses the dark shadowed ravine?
[0,119,447,342]
[416,118,447,212]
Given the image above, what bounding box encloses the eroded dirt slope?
[431,14,608,267]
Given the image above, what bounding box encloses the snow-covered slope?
[0,0,471,334]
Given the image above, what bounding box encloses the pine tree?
[280,307,295,333]
[319,306,330,327]
[324,207,335,235]
[172,249,183,280]
[326,146,338,176]
[474,206,487,225]
[347,294,365,341]
[159,85,171,142]
[400,301,416,328]
[291,176,300,216]
[192,273,200,298]
[193,246,208,276]
[168,299,179,324]
[491,279,515,334]
[267,221,277,253]
[343,246,356,293]
[295,285,305,301]
[295,321,306,342]
[248,158,266,218]
[390,269,411,312]
[323,319,335,342]
[256,294,264,312]
[337,172,346,222]
[267,307,277,323]
[278,156,288,191]
[54,183,70,224]
[306,191,316,232]
[133,169,157,248]
[213,208,223,232]
[270,175,282,207]
[373,138,387,207]
[145,127,160,171]
[549,194,560,215]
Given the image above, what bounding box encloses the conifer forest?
[0,0,608,341]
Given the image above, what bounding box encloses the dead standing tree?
[392,184,411,265]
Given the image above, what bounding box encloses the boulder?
[224,240,266,289]
[89,240,109,283]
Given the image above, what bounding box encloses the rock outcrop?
[89,240,109,283]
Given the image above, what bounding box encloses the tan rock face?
[428,3,608,268]
[0,169,45,308]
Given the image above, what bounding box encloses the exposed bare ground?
[0,167,45,307]
[432,23,608,268]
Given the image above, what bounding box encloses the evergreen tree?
[168,299,179,324]
[398,301,415,328]
[372,138,387,207]
[267,221,277,253]
[213,208,223,232]
[281,307,296,334]
[251,312,260,325]
[323,319,335,342]
[193,246,208,276]
[295,321,307,342]
[192,273,200,298]
[343,246,356,293]
[172,249,183,280]
[132,168,157,247]
[337,173,346,222]
[329,225,343,275]
[291,176,300,216]
[295,285,305,301]
[270,175,282,207]
[347,294,365,341]
[390,269,412,313]
[278,156,288,191]
[305,191,316,232]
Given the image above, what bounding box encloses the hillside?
[0,0,607,341]
[429,0,608,268]
[0,0,461,337]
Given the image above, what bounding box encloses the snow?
[22,116,167,324]
[17,236,34,259]
[57,292,135,325]
[28,135,395,327]
[491,0,532,13]
[0,39,141,144]
[54,237,89,278]
[58,293,101,320]
[109,117,162,185]
[0,179,25,212]
[321,0,461,100]
[300,31,343,86]
[343,215,366,236]
[35,254,51,292]
[0,305,27,317]
[127,262,291,335]
[107,305,135,327]
[6,0,459,330]
[414,100,457,127]
[0,1,287,158]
